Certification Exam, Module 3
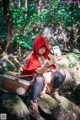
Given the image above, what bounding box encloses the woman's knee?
[58,69,66,77]
[56,70,66,83]
[51,70,66,88]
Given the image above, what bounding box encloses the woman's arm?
[35,57,56,74]
[35,64,49,74]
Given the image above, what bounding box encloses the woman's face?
[38,46,46,55]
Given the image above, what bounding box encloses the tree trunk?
[2,0,14,54]
[69,3,75,47]
[14,0,20,8]
[38,0,43,15]
[18,0,20,8]
[24,0,28,18]
[25,0,28,10]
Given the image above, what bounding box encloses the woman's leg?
[53,70,66,88]
[31,74,45,101]
[30,74,45,119]
[51,69,66,102]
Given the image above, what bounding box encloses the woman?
[19,36,66,119]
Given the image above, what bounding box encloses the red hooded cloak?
[22,36,56,78]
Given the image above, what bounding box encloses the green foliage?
[49,0,80,29]
[71,52,80,64]
[11,35,33,50]
[68,61,76,68]
[39,9,51,23]
[10,4,39,49]
[1,0,80,51]
[68,52,80,68]
[12,7,27,28]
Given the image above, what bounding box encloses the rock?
[71,64,80,85]
[2,93,29,120]
[67,54,76,63]
[73,84,80,104]
[56,54,78,69]
[0,55,15,71]
[56,55,70,68]
[58,67,76,94]
[38,94,80,120]
[8,54,22,71]
[0,54,22,72]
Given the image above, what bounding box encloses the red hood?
[33,36,50,59]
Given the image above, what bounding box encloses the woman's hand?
[45,54,62,67]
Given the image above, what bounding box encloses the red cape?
[22,36,56,76]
